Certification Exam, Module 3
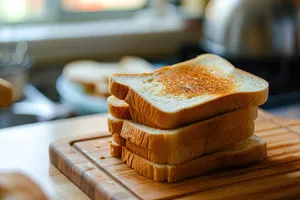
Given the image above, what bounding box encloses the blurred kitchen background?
[0,0,299,128]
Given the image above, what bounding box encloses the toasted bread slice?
[108,95,161,128]
[108,114,124,134]
[122,135,267,182]
[108,95,270,123]
[110,139,122,158]
[108,108,257,164]
[109,54,268,129]
[113,122,254,165]
[108,96,131,120]
[108,107,257,150]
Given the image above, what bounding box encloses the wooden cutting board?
[50,110,300,200]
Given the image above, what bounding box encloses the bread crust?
[108,107,257,164]
[112,134,126,146]
[110,121,255,165]
[110,140,122,158]
[109,54,269,129]
[123,122,254,165]
[107,96,131,120]
[108,107,257,150]
[127,88,268,129]
[121,136,267,182]
[107,115,124,134]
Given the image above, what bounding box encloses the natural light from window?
[0,0,147,23]
[63,0,147,12]
[0,0,44,23]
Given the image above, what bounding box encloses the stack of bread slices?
[107,54,269,183]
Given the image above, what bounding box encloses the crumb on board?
[107,179,115,185]
[109,140,112,143]
[94,143,102,148]
[87,162,96,169]
[100,156,105,159]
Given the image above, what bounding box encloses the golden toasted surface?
[151,66,235,98]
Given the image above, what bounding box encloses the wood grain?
[50,110,300,200]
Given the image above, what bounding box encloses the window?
[62,0,146,12]
[0,0,148,24]
[0,0,45,23]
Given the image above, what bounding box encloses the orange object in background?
[62,0,147,12]
[0,78,13,107]
[63,0,104,11]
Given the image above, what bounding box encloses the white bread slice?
[96,57,152,97]
[63,60,118,88]
[121,123,254,165]
[118,56,153,74]
[108,107,257,150]
[108,108,257,164]
[108,96,131,120]
[108,114,124,134]
[109,54,269,129]
[122,135,267,182]
[108,95,159,130]
[94,81,110,98]
[63,57,153,97]
[110,139,122,158]
[108,110,256,164]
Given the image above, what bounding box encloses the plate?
[56,76,108,115]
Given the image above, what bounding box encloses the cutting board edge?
[49,133,139,200]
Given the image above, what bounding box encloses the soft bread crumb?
[94,143,102,148]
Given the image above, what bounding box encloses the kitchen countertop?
[0,113,109,199]
[0,110,299,199]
